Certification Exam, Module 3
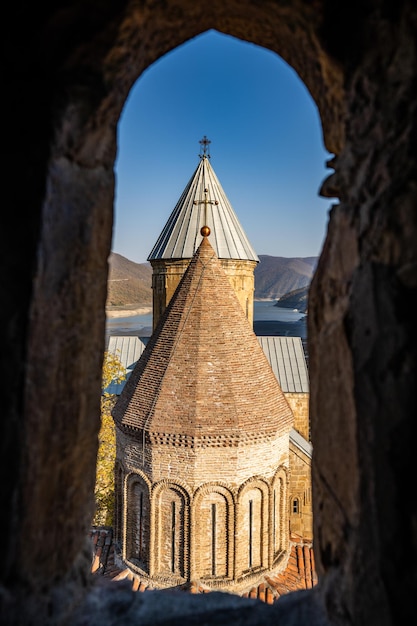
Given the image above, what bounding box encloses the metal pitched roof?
[147,154,259,262]
[256,336,309,393]
[105,336,147,395]
[289,428,312,457]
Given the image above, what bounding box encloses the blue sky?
[113,30,334,265]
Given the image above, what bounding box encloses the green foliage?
[92,351,126,526]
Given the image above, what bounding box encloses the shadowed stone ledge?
[70,579,331,626]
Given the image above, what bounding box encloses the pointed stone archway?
[3,2,416,625]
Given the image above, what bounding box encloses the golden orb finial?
[201,225,211,237]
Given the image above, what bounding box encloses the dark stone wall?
[1,1,415,624]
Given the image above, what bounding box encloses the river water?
[106,300,306,339]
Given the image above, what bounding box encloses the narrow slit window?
[171,501,176,573]
[249,499,253,568]
[138,491,143,559]
[211,503,216,576]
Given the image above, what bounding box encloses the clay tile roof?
[147,154,259,263]
[265,539,318,598]
[112,236,293,440]
[90,528,317,603]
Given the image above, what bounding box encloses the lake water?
[106,300,306,338]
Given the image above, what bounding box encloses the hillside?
[106,252,318,309]
[254,255,317,300]
[106,253,152,308]
[276,286,309,313]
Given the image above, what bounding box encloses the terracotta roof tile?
[90,527,317,603]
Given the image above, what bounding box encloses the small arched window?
[292,497,300,514]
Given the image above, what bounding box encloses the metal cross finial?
[199,135,211,158]
[193,187,219,228]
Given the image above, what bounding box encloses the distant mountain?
[275,286,309,313]
[106,253,152,308]
[254,255,317,300]
[106,252,318,310]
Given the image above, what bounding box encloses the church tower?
[112,229,294,593]
[147,137,259,330]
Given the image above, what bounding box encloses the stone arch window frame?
[7,2,416,620]
[270,466,289,566]
[124,470,152,572]
[291,496,301,515]
[236,476,270,580]
[192,482,236,582]
[151,479,192,582]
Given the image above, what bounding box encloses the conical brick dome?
[113,235,292,443]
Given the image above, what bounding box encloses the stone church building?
[110,142,313,593]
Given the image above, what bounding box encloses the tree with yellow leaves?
[93,350,126,526]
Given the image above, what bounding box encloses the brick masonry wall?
[116,427,290,489]
[289,443,313,541]
[193,491,229,578]
[285,393,310,441]
[151,258,257,328]
[123,433,289,487]
[116,425,295,589]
